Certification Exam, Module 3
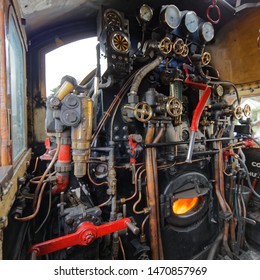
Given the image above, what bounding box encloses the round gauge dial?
[184,11,199,33]
[139,4,153,22]
[215,85,224,97]
[104,9,122,28]
[161,5,181,29]
[110,32,130,54]
[201,22,214,42]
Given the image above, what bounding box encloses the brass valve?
[166,97,183,117]
[172,38,184,55]
[201,52,211,65]
[233,105,243,120]
[243,104,252,118]
[159,37,172,55]
[181,44,189,57]
[134,102,153,122]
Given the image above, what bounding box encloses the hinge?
[160,194,171,227]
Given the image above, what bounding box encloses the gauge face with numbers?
[184,11,199,33]
[161,5,181,29]
[139,4,153,22]
[201,22,215,42]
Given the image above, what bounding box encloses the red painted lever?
[183,64,211,162]
[29,217,132,256]
[183,64,211,133]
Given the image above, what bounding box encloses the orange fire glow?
[172,197,199,215]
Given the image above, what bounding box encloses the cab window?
[7,9,26,161]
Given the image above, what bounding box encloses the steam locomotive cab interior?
[0,0,260,260]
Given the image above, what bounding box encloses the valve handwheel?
[201,52,211,65]
[181,44,189,57]
[134,102,153,122]
[172,39,184,55]
[159,37,172,55]
[166,97,183,117]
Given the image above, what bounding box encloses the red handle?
[207,4,221,25]
[29,218,131,256]
[183,64,211,132]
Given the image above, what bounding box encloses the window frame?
[5,4,28,165]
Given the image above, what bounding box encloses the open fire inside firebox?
[3,3,260,260]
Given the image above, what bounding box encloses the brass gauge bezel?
[160,5,181,30]
[215,85,224,97]
[110,31,130,54]
[184,11,199,33]
[139,4,153,23]
[199,22,215,43]
[104,9,123,28]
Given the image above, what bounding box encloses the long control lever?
[29,217,138,257]
[183,64,211,162]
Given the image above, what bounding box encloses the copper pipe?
[153,126,166,144]
[91,71,137,145]
[151,148,164,260]
[229,175,236,251]
[145,124,160,260]
[214,129,233,258]
[214,160,227,212]
[223,222,233,258]
[87,162,108,186]
[97,196,112,208]
[15,183,47,221]
[152,126,165,260]
[141,214,150,236]
[133,191,145,214]
[30,171,56,184]
[33,136,61,208]
[0,2,11,166]
[125,165,144,202]
[32,157,39,174]
[218,141,225,198]
[118,237,126,260]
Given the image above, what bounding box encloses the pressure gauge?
[215,85,224,97]
[160,5,181,29]
[110,31,130,54]
[184,11,199,33]
[104,9,122,28]
[139,4,153,22]
[200,22,214,43]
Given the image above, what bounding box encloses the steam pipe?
[32,135,61,209]
[129,56,163,96]
[217,139,233,258]
[144,137,234,147]
[152,126,166,260]
[145,124,160,259]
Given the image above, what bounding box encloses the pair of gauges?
[160,5,215,43]
[104,9,130,54]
